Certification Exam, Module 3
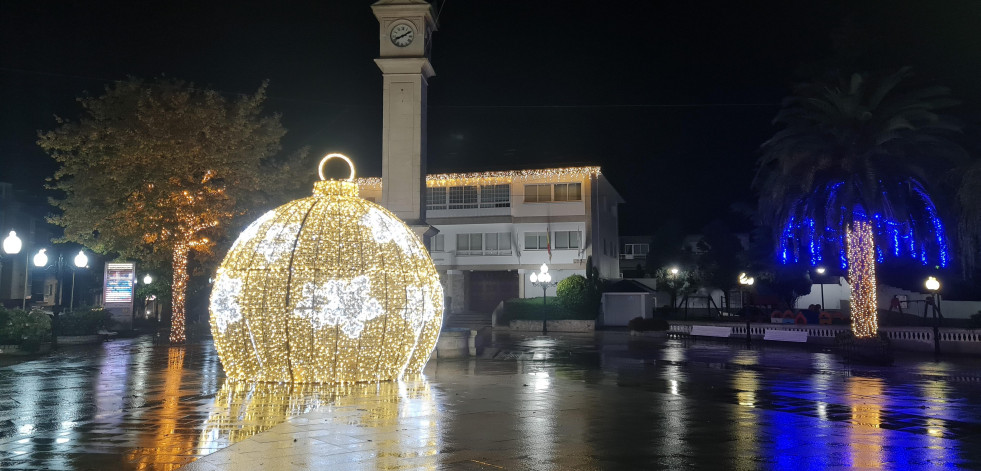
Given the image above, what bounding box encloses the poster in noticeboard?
[103,262,135,305]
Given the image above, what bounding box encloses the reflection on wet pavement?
[0,332,979,469]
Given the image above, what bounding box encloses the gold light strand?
[356,166,602,190]
[209,155,443,383]
[847,220,878,338]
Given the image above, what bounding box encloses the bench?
[764,329,808,343]
[689,325,732,340]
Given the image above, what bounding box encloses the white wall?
[794,277,981,319]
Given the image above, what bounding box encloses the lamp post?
[530,263,557,334]
[2,231,23,308]
[815,266,826,310]
[738,272,754,346]
[925,276,942,354]
[70,250,89,313]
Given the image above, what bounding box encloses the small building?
[359,166,623,313]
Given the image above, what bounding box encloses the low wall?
[669,321,981,355]
[0,343,52,355]
[510,320,594,332]
[433,328,476,358]
[57,335,103,345]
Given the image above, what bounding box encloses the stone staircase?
[442,311,494,330]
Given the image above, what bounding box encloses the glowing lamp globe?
[209,154,444,383]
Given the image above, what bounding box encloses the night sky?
[3,1,981,236]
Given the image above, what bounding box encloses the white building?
[358,166,623,313]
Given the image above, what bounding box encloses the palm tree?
[755,67,967,337]
[958,161,981,277]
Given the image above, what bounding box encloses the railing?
[667,321,981,354]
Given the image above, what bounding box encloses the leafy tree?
[698,220,745,311]
[653,266,701,310]
[755,68,967,336]
[39,78,295,343]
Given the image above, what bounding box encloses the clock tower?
[371,0,436,229]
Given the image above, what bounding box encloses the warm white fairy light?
[209,154,443,383]
[355,166,602,190]
[847,220,878,338]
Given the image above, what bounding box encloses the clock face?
[390,23,414,47]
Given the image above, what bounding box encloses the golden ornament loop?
[318,153,356,181]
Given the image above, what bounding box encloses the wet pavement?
[1,332,980,470]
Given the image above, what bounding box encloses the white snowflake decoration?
[294,275,384,338]
[230,210,276,251]
[360,207,424,257]
[254,222,301,264]
[211,275,244,334]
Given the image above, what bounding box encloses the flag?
[546,224,551,260]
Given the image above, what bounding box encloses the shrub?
[503,297,595,321]
[557,275,589,311]
[627,317,669,331]
[0,307,52,351]
[971,311,981,328]
[57,307,113,336]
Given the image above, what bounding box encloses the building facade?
[359,166,623,313]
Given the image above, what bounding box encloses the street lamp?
[925,276,941,317]
[924,276,943,353]
[738,272,755,346]
[530,263,557,334]
[670,267,679,276]
[143,274,153,285]
[1,231,23,307]
[814,266,826,310]
[70,250,89,313]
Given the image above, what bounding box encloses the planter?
[629,330,667,338]
[0,343,52,355]
[510,320,595,332]
[56,335,103,345]
[835,333,894,365]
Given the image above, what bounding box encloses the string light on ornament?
[847,220,878,338]
[209,153,443,383]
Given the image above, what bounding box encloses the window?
[524,232,549,250]
[479,184,511,208]
[524,184,552,203]
[426,187,447,210]
[622,243,649,258]
[456,233,483,254]
[428,234,444,252]
[483,232,512,255]
[448,186,478,209]
[554,183,582,201]
[554,231,581,250]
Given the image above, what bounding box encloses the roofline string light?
[355,166,602,190]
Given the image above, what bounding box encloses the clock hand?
[396,31,412,40]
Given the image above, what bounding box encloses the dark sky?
[3,1,981,236]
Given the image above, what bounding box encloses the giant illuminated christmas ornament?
[209,154,443,383]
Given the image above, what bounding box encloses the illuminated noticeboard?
[103,262,136,305]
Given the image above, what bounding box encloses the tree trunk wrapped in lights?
[209,155,443,383]
[847,220,878,338]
